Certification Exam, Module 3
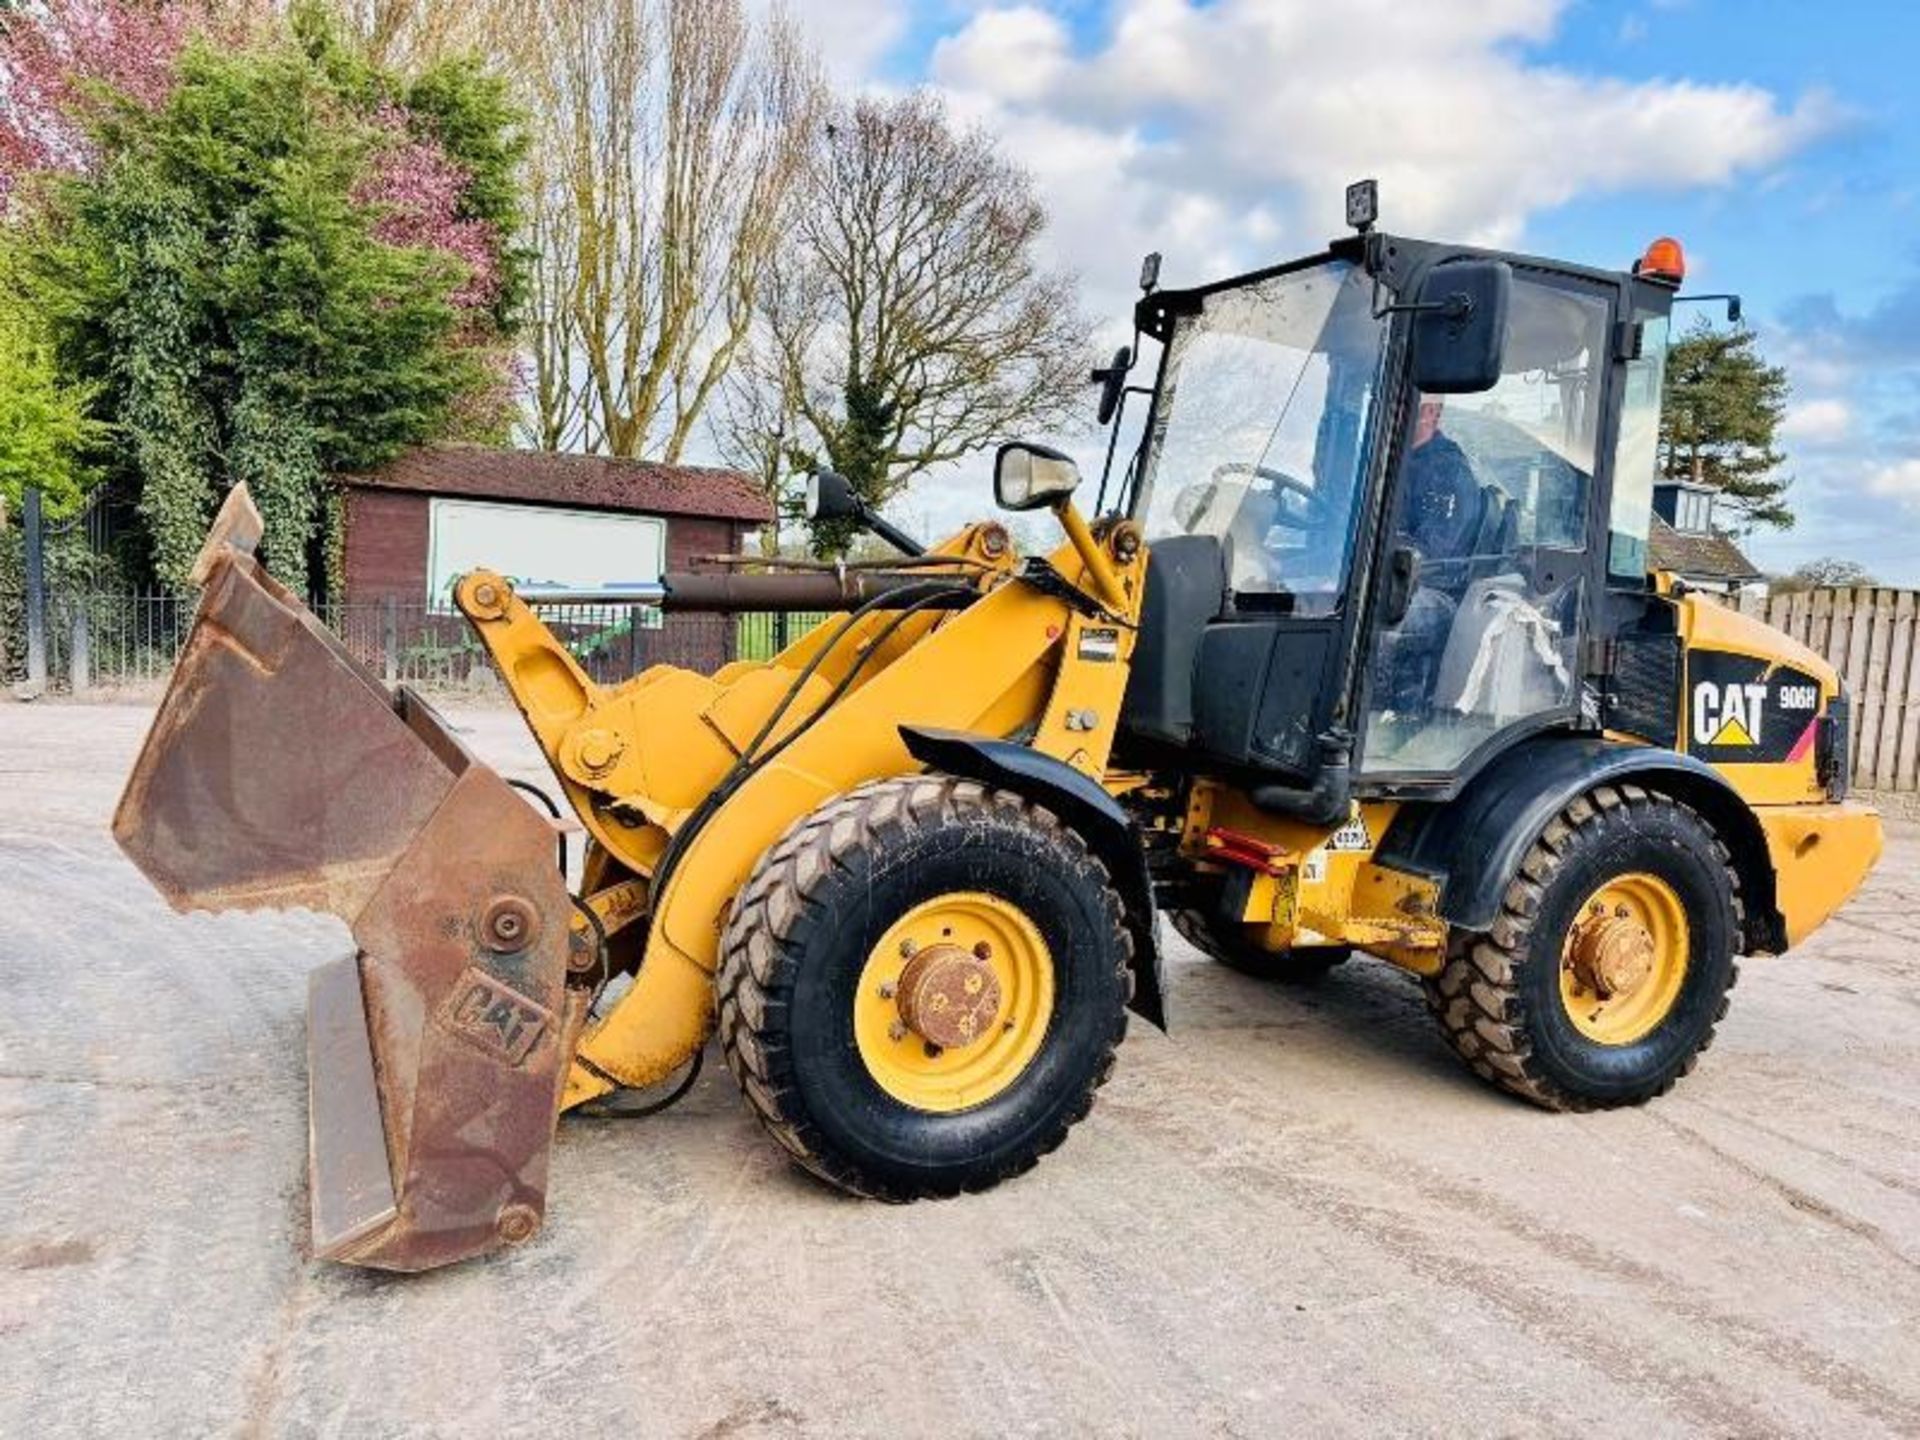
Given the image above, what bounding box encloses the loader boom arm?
[456,518,1149,1107]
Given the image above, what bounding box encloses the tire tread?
[716,774,1131,1200]
[1423,785,1742,1111]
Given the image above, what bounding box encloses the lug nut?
[878,982,896,999]
[899,938,918,958]
[888,1020,908,1042]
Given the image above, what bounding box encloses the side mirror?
[1409,260,1511,395]
[1092,345,1132,425]
[805,470,861,523]
[994,441,1082,512]
[803,469,927,556]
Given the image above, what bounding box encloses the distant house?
[337,444,772,607]
[1648,479,1763,596]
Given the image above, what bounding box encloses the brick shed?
[338,444,772,606]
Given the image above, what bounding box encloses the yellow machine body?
[467,523,1879,1110]
[1672,591,1883,943]
[111,212,1889,1273]
[455,517,1151,1106]
[114,483,1881,1273]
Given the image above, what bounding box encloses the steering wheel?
[1208,463,1328,530]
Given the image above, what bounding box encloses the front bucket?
[114,487,578,1271]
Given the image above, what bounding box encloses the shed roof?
[1648,515,1763,584]
[343,445,772,523]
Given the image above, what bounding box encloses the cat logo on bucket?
[1692,680,1767,749]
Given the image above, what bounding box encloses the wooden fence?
[1738,587,1920,795]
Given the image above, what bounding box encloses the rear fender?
[900,726,1166,1030]
[1373,735,1784,953]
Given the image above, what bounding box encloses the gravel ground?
[2,701,1917,1439]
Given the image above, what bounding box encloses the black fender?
[900,726,1167,1030]
[1374,735,1783,952]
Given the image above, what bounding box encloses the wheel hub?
[895,943,1003,1049]
[1558,871,1691,1046]
[1566,903,1655,1000]
[853,891,1055,1112]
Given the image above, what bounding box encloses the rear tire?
[717,774,1131,1200]
[1425,783,1741,1110]
[1171,904,1350,983]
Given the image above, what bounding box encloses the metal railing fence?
[23,588,831,694]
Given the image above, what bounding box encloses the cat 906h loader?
[116,187,1882,1271]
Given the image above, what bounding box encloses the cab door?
[1357,267,1617,786]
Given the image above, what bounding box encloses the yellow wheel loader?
[115,193,1882,1271]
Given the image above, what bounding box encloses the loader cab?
[1113,228,1680,810]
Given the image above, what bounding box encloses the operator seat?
[1464,485,1518,581]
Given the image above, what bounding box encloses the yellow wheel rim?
[1559,871,1689,1045]
[853,891,1055,1113]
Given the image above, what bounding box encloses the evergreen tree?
[8,6,527,594]
[1658,318,1792,532]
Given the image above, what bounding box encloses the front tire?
[717,774,1131,1200]
[1426,783,1741,1110]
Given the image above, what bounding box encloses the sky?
[772,0,1920,582]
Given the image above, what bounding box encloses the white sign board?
[426,498,666,612]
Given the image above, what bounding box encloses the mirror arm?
[860,506,926,557]
[1094,395,1127,516]
[1095,380,1156,516]
[1054,500,1129,613]
[1371,283,1474,323]
[1674,292,1743,324]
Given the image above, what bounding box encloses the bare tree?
[1770,557,1877,594]
[722,92,1089,549]
[494,0,819,460]
[333,0,495,69]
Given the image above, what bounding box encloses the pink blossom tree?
[352,101,500,317]
[0,0,203,204]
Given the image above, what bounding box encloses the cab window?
[1362,274,1610,776]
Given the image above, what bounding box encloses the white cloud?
[932,5,1071,103]
[1781,398,1853,443]
[792,0,1844,559]
[931,0,1835,295]
[1868,459,1920,499]
[777,0,908,83]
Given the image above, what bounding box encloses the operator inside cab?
[1379,395,1476,717]
[1366,279,1606,771]
[1403,397,1478,557]
[1132,255,1601,773]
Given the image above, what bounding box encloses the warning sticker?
[1326,815,1371,852]
[1077,627,1121,662]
